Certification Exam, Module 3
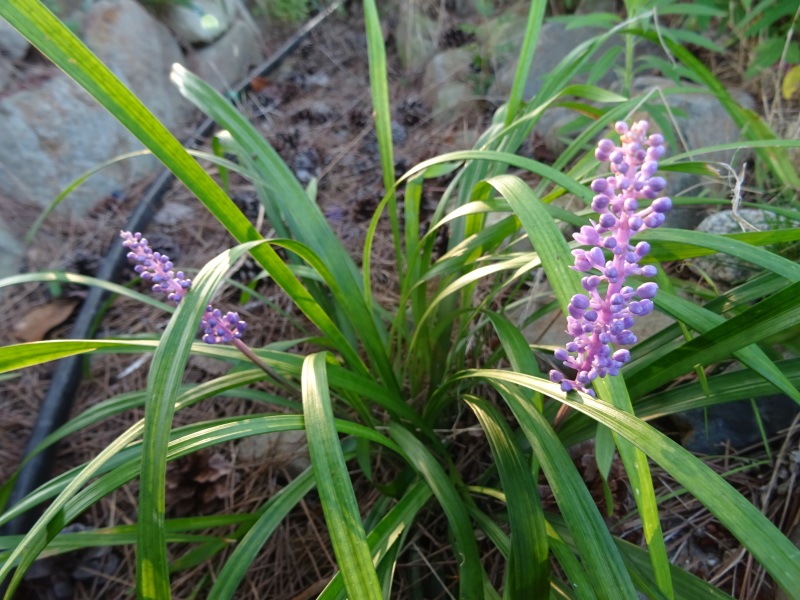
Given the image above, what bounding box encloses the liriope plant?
[1,1,800,599]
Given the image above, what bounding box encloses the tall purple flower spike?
[121,231,246,344]
[548,120,671,396]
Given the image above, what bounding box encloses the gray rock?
[0,74,137,214]
[0,216,24,286]
[0,18,30,60]
[237,429,310,475]
[163,0,238,45]
[421,48,476,124]
[630,76,756,230]
[154,202,194,226]
[0,0,193,215]
[83,0,192,131]
[0,55,13,92]
[694,208,796,283]
[396,7,439,74]
[189,18,262,91]
[674,394,798,455]
[488,19,606,101]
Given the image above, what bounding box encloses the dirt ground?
[1,3,799,599]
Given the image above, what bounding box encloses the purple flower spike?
[121,230,246,345]
[121,231,192,303]
[549,120,670,395]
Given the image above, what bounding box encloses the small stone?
[694,209,797,283]
[154,202,194,226]
[163,0,238,45]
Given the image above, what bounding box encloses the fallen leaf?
[782,64,800,100]
[13,298,80,342]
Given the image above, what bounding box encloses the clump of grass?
[1,0,800,599]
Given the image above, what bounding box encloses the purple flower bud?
[647,177,666,192]
[612,349,630,363]
[571,294,590,309]
[598,138,615,153]
[592,194,610,211]
[642,265,658,277]
[637,282,658,299]
[550,370,564,383]
[582,275,601,291]
[120,231,246,346]
[598,213,616,228]
[624,198,638,212]
[591,178,609,193]
[587,247,605,268]
[644,212,666,228]
[574,225,601,246]
[651,197,672,213]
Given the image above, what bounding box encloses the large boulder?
[0,18,30,60]
[421,47,477,124]
[83,0,192,131]
[0,0,194,215]
[630,76,757,230]
[189,18,263,91]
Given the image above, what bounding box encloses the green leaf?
[302,354,383,600]
[636,29,800,188]
[137,240,265,598]
[628,280,800,400]
[388,424,483,600]
[493,384,638,599]
[464,396,549,599]
[467,370,800,598]
[208,468,317,598]
[170,64,399,396]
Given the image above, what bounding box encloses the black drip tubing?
[2,0,344,540]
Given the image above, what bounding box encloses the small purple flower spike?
[549,120,671,396]
[121,231,246,344]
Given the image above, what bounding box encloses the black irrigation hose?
[2,0,343,543]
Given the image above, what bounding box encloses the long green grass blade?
[629,281,800,400]
[362,0,401,269]
[505,0,547,124]
[137,240,264,599]
[0,0,370,383]
[170,64,398,395]
[637,29,800,188]
[302,353,383,600]
[494,383,637,599]
[464,396,549,599]
[388,424,483,600]
[468,370,800,597]
[208,468,316,598]
[317,481,432,600]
